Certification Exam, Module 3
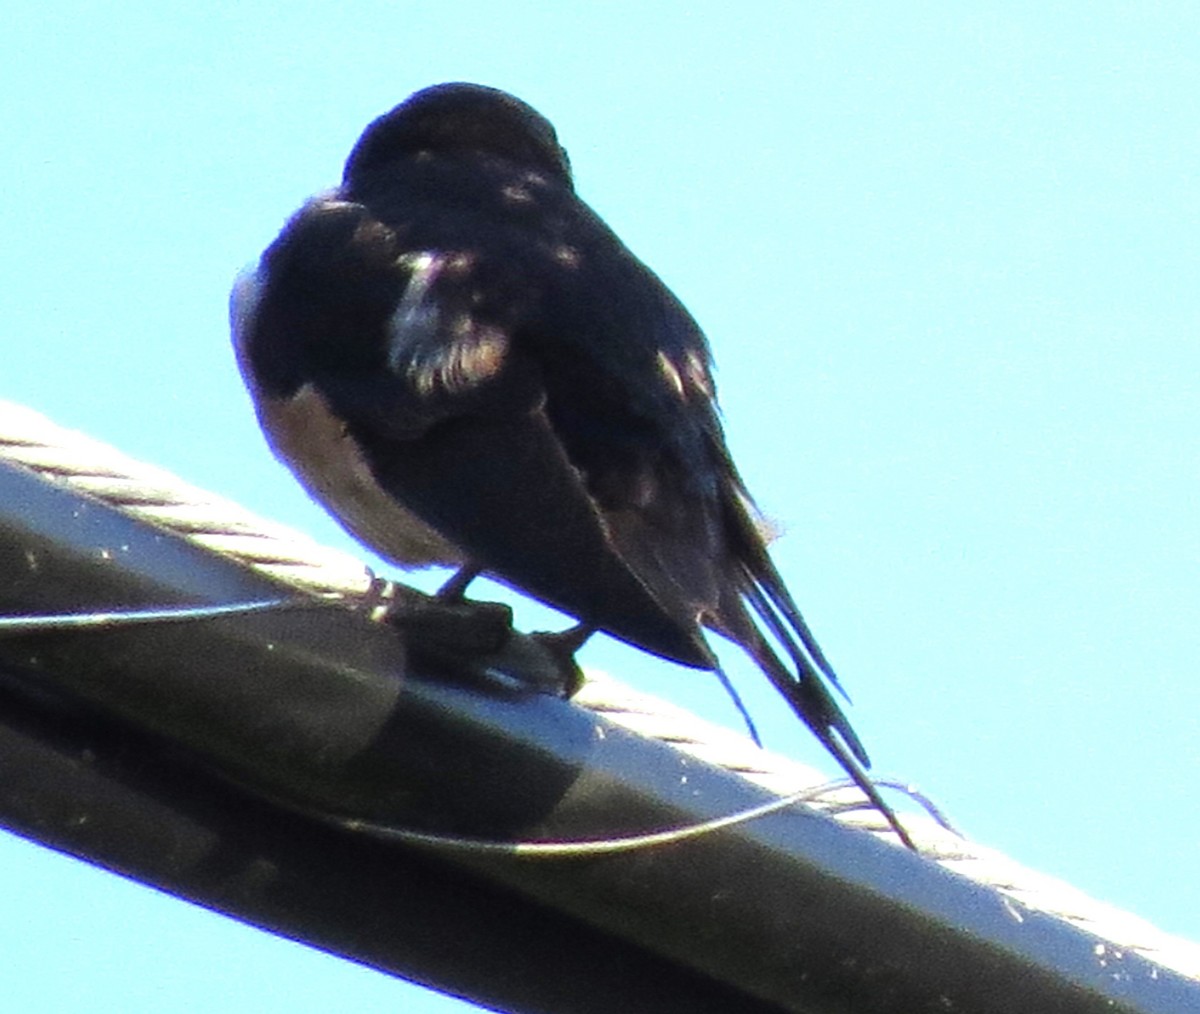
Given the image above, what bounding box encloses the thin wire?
[813,777,963,835]
[336,782,843,858]
[0,598,306,635]
[331,779,958,858]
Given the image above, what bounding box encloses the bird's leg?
[437,564,482,601]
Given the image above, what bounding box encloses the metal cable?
[1,398,1197,982]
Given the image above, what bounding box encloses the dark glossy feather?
[234,83,912,846]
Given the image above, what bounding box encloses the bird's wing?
[305,241,714,669]
[538,250,871,767]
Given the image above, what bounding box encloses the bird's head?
[344,83,572,187]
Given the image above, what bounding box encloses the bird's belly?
[257,382,463,568]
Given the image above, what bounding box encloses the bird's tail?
[720,589,915,850]
[713,496,916,849]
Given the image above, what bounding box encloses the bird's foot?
[523,623,593,698]
[358,576,512,656]
[480,629,586,699]
[356,576,581,698]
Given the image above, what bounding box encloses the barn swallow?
[232,83,914,848]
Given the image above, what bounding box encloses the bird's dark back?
[347,152,731,510]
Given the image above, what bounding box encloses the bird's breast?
[256,382,463,569]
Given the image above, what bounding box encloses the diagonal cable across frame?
[1,397,1197,984]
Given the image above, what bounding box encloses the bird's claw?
[357,577,582,698]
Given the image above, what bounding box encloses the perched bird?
[232,83,913,848]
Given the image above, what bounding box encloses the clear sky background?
[3,3,1198,1011]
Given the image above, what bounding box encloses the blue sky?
[3,3,1198,1010]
